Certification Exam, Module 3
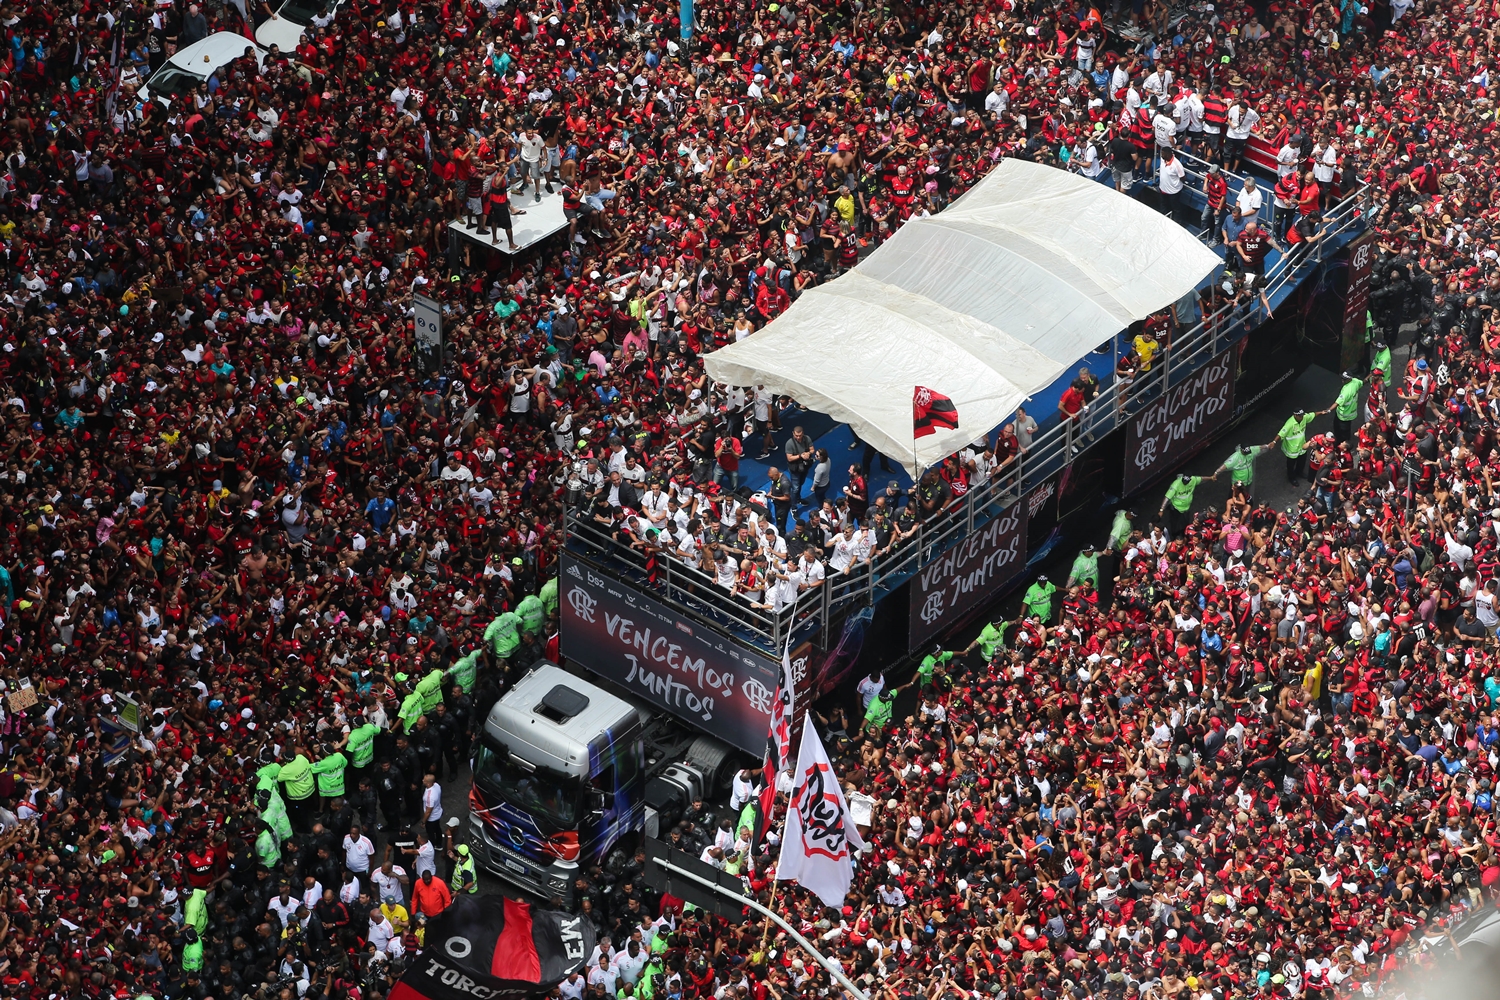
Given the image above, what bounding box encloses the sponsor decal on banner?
[558,554,780,754]
[1124,348,1236,493]
[908,501,1028,651]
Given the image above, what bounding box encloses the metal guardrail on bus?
[563,184,1369,652]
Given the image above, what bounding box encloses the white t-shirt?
[422,782,444,822]
[371,865,408,903]
[1236,186,1264,217]
[518,134,545,163]
[1159,157,1186,195]
[343,834,376,873]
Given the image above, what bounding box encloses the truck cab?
[468,664,644,902]
[468,662,740,903]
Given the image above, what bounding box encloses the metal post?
[647,857,871,1000]
[965,485,974,535]
[663,554,672,602]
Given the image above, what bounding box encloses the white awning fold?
[704,158,1222,477]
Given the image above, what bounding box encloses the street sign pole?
[413,293,443,377]
[645,855,870,1000]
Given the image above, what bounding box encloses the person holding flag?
[749,645,797,850]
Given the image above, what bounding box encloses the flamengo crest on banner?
[1124,348,1235,493]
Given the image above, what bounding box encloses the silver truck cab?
[468,664,644,902]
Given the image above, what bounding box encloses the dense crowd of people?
[0,0,1498,995]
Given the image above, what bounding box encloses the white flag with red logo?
[776,713,865,908]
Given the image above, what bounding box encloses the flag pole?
[648,856,870,1000]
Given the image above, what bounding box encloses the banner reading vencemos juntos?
[1125,348,1236,494]
[557,554,780,754]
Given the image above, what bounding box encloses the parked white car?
[138,32,266,107]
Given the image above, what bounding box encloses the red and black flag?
[390,895,594,1000]
[913,386,959,438]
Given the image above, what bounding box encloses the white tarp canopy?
[703,158,1222,477]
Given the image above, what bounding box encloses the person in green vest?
[538,576,559,621]
[180,927,204,973]
[346,717,382,783]
[398,690,425,733]
[484,610,523,667]
[862,684,902,735]
[1274,407,1326,486]
[416,668,446,712]
[278,746,316,833]
[449,842,478,895]
[1106,509,1134,553]
[1159,473,1211,539]
[258,788,292,844]
[255,819,281,870]
[184,887,208,937]
[1066,543,1099,588]
[1023,574,1056,623]
[1217,443,1270,501]
[916,646,953,689]
[637,955,665,1000]
[1370,338,1391,386]
[448,649,482,693]
[254,758,283,796]
[311,744,349,801]
[1333,371,1363,444]
[516,592,546,636]
[964,620,1006,664]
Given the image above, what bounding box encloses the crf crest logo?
[915,386,932,407]
[920,590,945,624]
[567,586,597,623]
[741,676,773,714]
[1352,244,1370,269]
[796,761,850,861]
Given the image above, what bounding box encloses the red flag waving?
[913,386,959,438]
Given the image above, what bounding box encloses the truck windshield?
[473,743,581,829]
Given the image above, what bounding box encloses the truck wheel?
[604,843,632,876]
[684,736,735,794]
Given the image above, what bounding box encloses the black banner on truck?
[557,554,779,755]
[908,500,1028,652]
[1124,347,1235,494]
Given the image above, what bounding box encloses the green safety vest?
[181,937,204,973]
[312,752,348,797]
[347,724,381,768]
[1278,414,1315,457]
[1023,581,1055,619]
[1335,378,1363,420]
[1221,446,1262,484]
[417,669,446,712]
[279,754,316,801]
[448,650,481,693]
[516,594,545,635]
[917,650,952,686]
[863,692,894,731]
[638,961,663,1000]
[255,762,282,792]
[1371,344,1392,379]
[185,888,208,936]
[451,854,478,894]
[975,622,1003,660]
[1164,476,1202,513]
[1068,550,1099,585]
[539,578,559,618]
[484,612,522,657]
[255,827,281,870]
[262,793,292,843]
[399,692,425,733]
[1107,510,1133,551]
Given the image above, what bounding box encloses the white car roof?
[164,31,265,77]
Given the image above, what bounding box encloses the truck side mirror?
[588,789,610,817]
